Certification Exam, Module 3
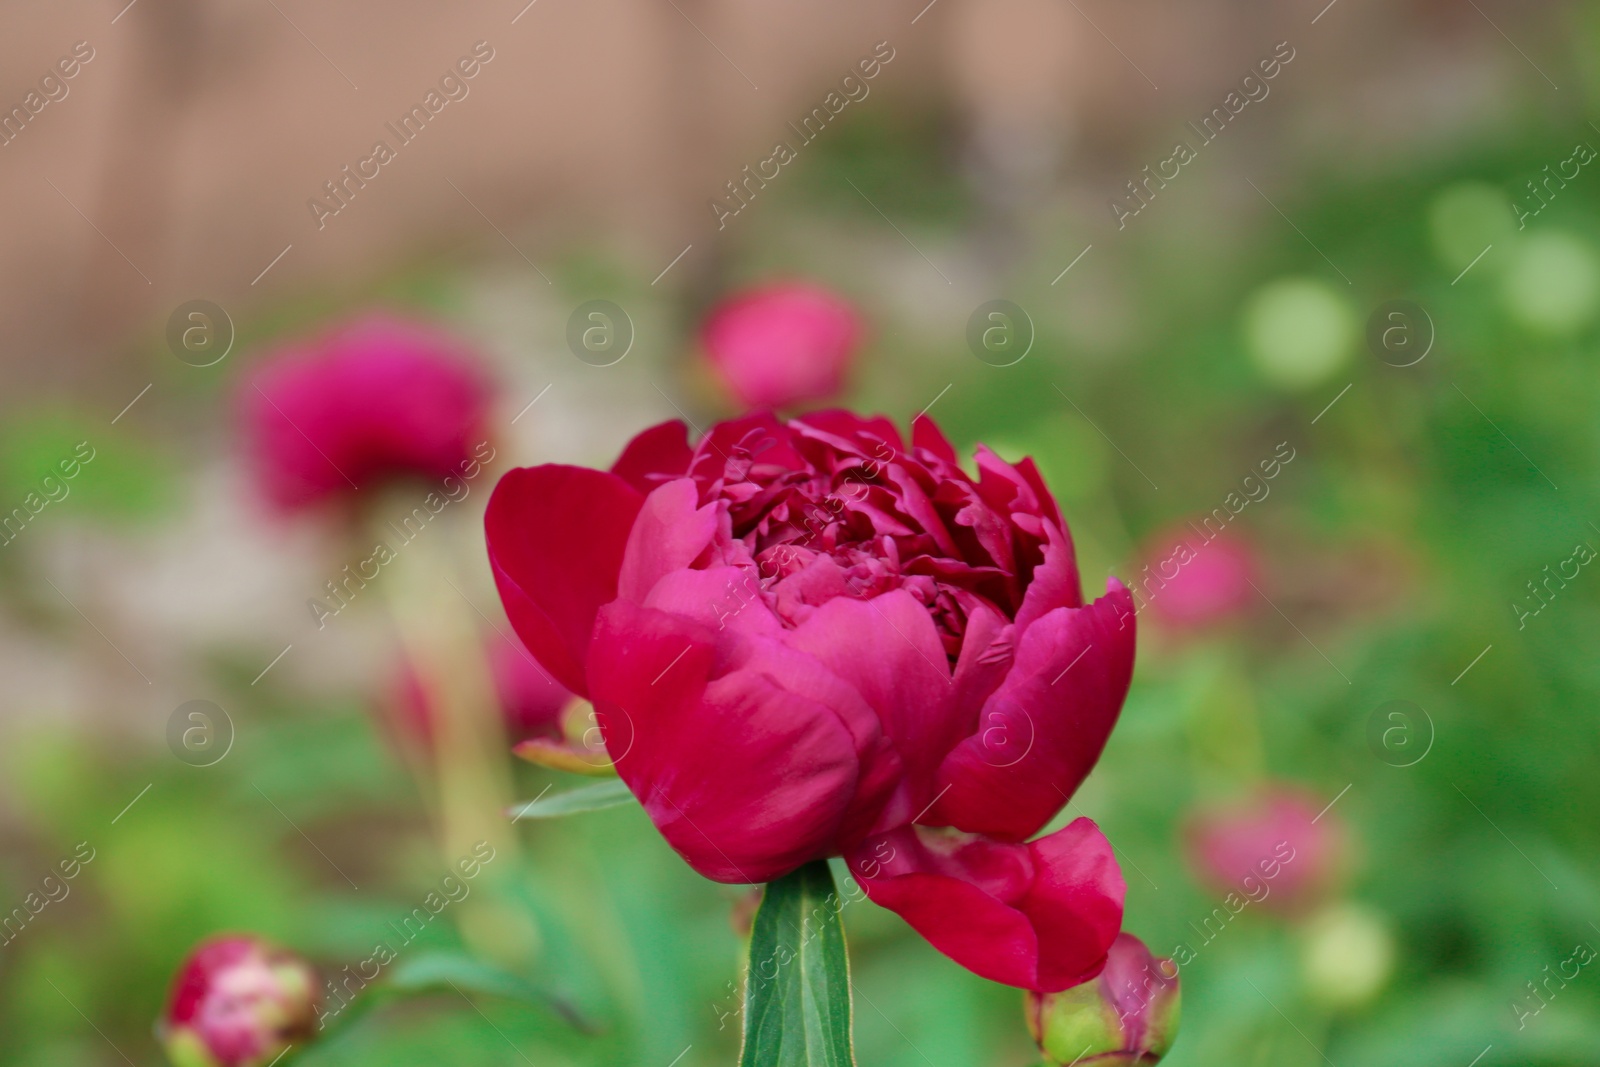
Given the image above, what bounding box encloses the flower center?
[701,434,995,660]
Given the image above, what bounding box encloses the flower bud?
[513,698,617,776]
[1142,526,1258,630]
[1243,277,1355,390]
[1026,933,1180,1065]
[700,281,864,409]
[159,935,318,1067]
[239,312,492,513]
[1299,902,1394,1010]
[1502,231,1600,335]
[1183,785,1344,915]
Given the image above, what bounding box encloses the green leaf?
[508,779,636,820]
[315,950,594,1041]
[739,860,856,1067]
[385,950,553,1001]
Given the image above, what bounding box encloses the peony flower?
[240,313,492,511]
[700,283,864,410]
[485,411,1137,990]
[1141,526,1257,629]
[1026,933,1181,1065]
[388,629,575,752]
[1183,785,1344,914]
[158,935,318,1067]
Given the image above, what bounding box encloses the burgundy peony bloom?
[389,629,574,751]
[1027,933,1181,1065]
[1142,526,1258,629]
[240,313,492,511]
[1183,786,1344,913]
[700,283,864,409]
[485,411,1137,990]
[158,935,318,1067]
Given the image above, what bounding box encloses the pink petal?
[484,465,643,696]
[791,410,906,456]
[787,589,956,794]
[690,412,807,485]
[611,420,694,493]
[930,581,1136,841]
[911,415,960,464]
[640,564,783,639]
[847,819,1124,991]
[949,601,1015,733]
[1012,455,1065,532]
[1013,521,1084,634]
[617,479,720,604]
[589,600,865,884]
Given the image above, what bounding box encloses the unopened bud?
[1183,786,1344,914]
[1300,902,1394,1010]
[158,935,318,1067]
[1026,933,1180,1065]
[512,699,617,776]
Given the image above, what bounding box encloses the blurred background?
[4,0,1600,1063]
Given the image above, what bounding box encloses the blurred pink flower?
[1183,786,1344,914]
[388,629,573,752]
[700,282,864,409]
[158,935,318,1067]
[239,313,492,511]
[488,631,574,740]
[1141,525,1258,628]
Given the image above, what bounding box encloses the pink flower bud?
[239,312,493,512]
[1142,525,1258,629]
[158,935,318,1067]
[1183,786,1344,914]
[1026,933,1181,1065]
[700,282,864,409]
